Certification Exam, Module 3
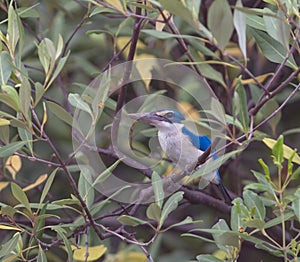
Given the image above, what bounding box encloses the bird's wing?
[182,127,211,151]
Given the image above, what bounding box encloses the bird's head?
[129,109,185,127]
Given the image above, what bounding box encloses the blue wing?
[182,126,211,151]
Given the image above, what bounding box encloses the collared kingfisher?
[129,109,231,201]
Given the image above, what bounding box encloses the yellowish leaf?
[0,182,9,192]
[240,73,273,85]
[0,118,10,126]
[156,10,169,31]
[23,174,48,192]
[213,249,227,260]
[73,245,107,261]
[263,138,300,164]
[103,0,125,14]
[5,155,22,180]
[178,101,200,120]
[118,251,147,262]
[0,224,22,231]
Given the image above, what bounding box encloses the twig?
[115,2,144,113]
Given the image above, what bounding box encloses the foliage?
[0,0,299,261]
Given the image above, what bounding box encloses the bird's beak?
[128,112,162,124]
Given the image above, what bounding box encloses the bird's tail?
[218,181,232,204]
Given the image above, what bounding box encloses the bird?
[128,108,231,201]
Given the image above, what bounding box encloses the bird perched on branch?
[129,109,231,201]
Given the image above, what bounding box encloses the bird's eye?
[165,112,174,118]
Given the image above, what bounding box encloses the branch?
[115,2,144,113]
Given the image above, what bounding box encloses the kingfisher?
[129,109,231,201]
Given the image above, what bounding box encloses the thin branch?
[115,2,144,113]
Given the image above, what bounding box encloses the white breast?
[156,122,203,172]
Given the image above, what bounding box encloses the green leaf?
[0,141,27,157]
[46,51,70,90]
[196,254,224,262]
[78,169,94,209]
[19,77,31,117]
[0,232,21,259]
[292,189,300,221]
[34,82,45,106]
[142,29,200,40]
[92,159,121,186]
[146,203,161,221]
[231,198,247,232]
[247,14,266,30]
[235,77,250,133]
[243,190,266,221]
[46,101,73,126]
[249,28,297,69]
[165,216,196,230]
[264,212,294,229]
[159,191,183,228]
[68,93,92,115]
[91,69,111,118]
[271,135,284,167]
[0,85,21,112]
[159,0,199,30]
[18,127,33,155]
[263,9,290,50]
[233,0,247,60]
[118,215,149,226]
[7,4,20,55]
[53,227,73,261]
[151,172,164,208]
[0,51,12,85]
[11,182,31,213]
[37,247,47,262]
[39,168,58,210]
[208,0,234,50]
[38,38,56,75]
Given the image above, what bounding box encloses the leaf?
[292,189,300,221]
[5,155,21,180]
[233,0,247,60]
[249,28,297,69]
[7,4,19,55]
[271,135,284,166]
[46,51,70,90]
[68,93,92,115]
[19,77,31,117]
[264,212,294,229]
[159,191,183,228]
[118,215,149,227]
[263,137,300,164]
[196,254,224,262]
[235,77,250,133]
[0,182,9,192]
[37,247,47,262]
[0,52,12,85]
[103,0,125,14]
[263,9,290,50]
[53,227,72,261]
[207,0,234,50]
[0,224,22,231]
[146,203,161,221]
[243,190,266,221]
[151,172,164,208]
[73,245,107,261]
[18,126,33,155]
[11,182,31,213]
[92,159,121,187]
[0,118,10,126]
[23,174,48,192]
[0,232,21,259]
[46,101,73,126]
[38,38,56,74]
[0,85,21,112]
[0,141,27,158]
[159,0,199,30]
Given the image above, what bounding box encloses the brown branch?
[115,2,144,114]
